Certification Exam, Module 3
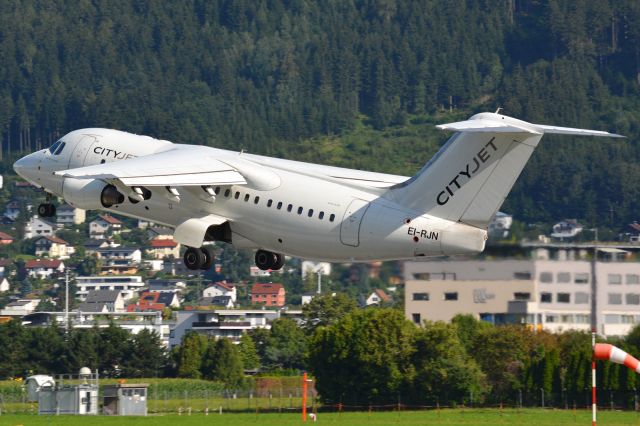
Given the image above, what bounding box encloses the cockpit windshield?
[48,140,66,155]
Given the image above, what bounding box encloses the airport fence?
[1,385,640,415]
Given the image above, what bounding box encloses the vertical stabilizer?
[385,112,622,229]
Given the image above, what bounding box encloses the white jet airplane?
[13,112,621,271]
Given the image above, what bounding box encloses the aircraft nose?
[13,153,39,180]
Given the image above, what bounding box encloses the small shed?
[25,375,55,402]
[102,383,149,416]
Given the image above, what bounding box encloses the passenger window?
[277,202,283,210]
[244,194,250,202]
[254,196,260,204]
[308,209,314,217]
[287,204,293,212]
[214,186,221,195]
[234,192,240,199]
[297,207,303,215]
[319,211,324,220]
[53,141,66,155]
[224,189,231,197]
[329,214,335,222]
[267,200,273,207]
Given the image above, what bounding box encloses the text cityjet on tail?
[14,112,622,271]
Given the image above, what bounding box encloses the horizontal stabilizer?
[436,119,540,134]
[534,124,624,138]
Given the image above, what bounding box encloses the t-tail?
[386,112,623,229]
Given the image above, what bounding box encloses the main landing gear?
[255,249,285,271]
[37,194,56,217]
[184,246,215,271]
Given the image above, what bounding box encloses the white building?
[0,299,41,316]
[405,254,640,337]
[24,216,56,239]
[56,204,86,226]
[170,309,279,347]
[203,282,237,303]
[75,276,145,301]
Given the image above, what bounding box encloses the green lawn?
[1,409,640,426]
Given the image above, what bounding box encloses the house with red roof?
[0,232,13,245]
[90,214,123,238]
[365,289,392,306]
[25,259,65,279]
[203,282,237,304]
[145,238,180,259]
[127,290,180,312]
[34,235,74,259]
[250,283,285,307]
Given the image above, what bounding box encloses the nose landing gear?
[183,246,215,271]
[255,249,285,271]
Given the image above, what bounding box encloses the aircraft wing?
[54,146,247,187]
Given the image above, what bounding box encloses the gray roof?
[85,290,121,303]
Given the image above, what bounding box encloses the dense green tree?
[264,318,307,371]
[209,338,244,388]
[238,332,260,370]
[308,308,415,404]
[176,331,208,379]
[301,293,357,332]
[122,329,167,378]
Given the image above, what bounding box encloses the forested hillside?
[1,0,640,226]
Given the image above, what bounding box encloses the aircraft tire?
[200,246,214,270]
[271,253,285,270]
[184,246,205,270]
[255,249,275,270]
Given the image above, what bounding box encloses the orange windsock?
[593,343,640,373]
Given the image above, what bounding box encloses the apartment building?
[405,255,640,337]
[75,276,145,301]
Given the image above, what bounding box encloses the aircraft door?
[340,198,370,247]
[67,136,97,169]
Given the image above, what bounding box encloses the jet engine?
[62,178,125,209]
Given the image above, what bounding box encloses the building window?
[557,272,571,283]
[412,293,429,301]
[575,314,590,324]
[514,272,532,280]
[622,315,635,324]
[608,274,622,285]
[412,313,421,324]
[546,314,556,323]
[608,293,623,305]
[626,293,640,305]
[540,292,552,303]
[561,315,573,323]
[605,314,621,324]
[557,293,570,303]
[539,272,553,283]
[574,273,589,284]
[627,274,640,285]
[444,292,458,301]
[575,292,589,304]
[513,292,531,300]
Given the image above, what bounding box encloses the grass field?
[1,409,640,426]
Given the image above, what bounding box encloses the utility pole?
[65,269,69,335]
[316,271,321,294]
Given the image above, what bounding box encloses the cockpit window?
[48,140,62,154]
[53,141,66,155]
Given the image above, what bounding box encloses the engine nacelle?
[62,178,124,210]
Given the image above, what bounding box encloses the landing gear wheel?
[271,253,285,270]
[200,246,214,271]
[37,203,56,217]
[255,249,275,271]
[184,246,205,270]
